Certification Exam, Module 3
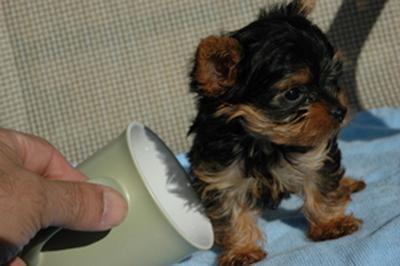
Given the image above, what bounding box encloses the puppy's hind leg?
[341,176,366,193]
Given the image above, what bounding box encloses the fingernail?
[101,190,128,228]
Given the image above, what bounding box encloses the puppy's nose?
[331,107,347,123]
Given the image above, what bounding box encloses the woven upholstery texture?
[0,0,399,163]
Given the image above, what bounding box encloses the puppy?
[187,0,366,265]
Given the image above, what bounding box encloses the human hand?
[0,129,128,265]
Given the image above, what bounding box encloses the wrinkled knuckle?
[67,184,104,226]
[5,172,49,233]
[66,183,88,223]
[26,178,48,228]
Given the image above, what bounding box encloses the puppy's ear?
[193,36,241,96]
[288,0,316,16]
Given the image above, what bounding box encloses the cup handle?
[20,227,62,266]
[20,176,126,266]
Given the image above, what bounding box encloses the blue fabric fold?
[175,108,400,266]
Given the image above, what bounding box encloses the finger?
[7,257,26,266]
[42,180,128,231]
[13,131,87,181]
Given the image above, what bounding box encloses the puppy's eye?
[284,88,302,101]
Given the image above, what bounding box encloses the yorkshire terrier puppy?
[188,0,366,265]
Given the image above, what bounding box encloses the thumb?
[42,180,128,231]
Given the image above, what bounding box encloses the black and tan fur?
[188,1,365,265]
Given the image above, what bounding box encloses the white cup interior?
[127,122,214,250]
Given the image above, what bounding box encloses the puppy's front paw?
[308,215,362,241]
[219,248,267,266]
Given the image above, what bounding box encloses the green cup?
[21,122,214,266]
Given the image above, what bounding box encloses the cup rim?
[125,122,214,250]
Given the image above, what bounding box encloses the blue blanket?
[175,108,400,266]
